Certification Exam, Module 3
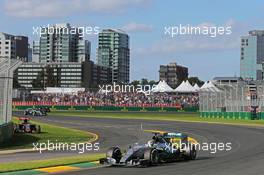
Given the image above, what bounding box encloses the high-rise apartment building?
[15,36,28,60]
[0,32,28,60]
[38,23,90,63]
[32,41,40,62]
[97,29,130,83]
[240,30,264,80]
[77,40,91,62]
[159,62,188,88]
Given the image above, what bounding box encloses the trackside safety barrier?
[12,105,199,112]
[0,122,13,143]
[199,112,261,120]
[259,112,264,120]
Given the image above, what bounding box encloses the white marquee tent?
[151,80,174,92]
[174,80,197,93]
[201,81,209,89]
[193,83,200,91]
[200,81,220,92]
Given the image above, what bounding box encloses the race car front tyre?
[190,147,197,160]
[106,147,122,163]
[35,125,41,133]
[143,148,159,165]
[13,124,19,133]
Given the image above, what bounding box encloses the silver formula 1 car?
[100,132,197,167]
[24,108,47,116]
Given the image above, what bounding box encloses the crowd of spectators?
[30,91,199,107]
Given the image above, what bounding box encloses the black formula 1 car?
[24,108,47,116]
[14,117,41,133]
[100,132,197,167]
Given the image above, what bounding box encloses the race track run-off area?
[10,113,264,175]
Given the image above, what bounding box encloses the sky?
[1,0,264,81]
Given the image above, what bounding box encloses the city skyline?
[1,0,264,81]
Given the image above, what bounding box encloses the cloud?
[86,0,150,12]
[134,38,239,56]
[135,19,249,55]
[4,0,78,18]
[4,0,151,18]
[121,22,152,33]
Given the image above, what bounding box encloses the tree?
[32,66,57,89]
[130,80,140,87]
[188,77,204,87]
[32,69,45,89]
[13,74,21,88]
[45,65,57,87]
[141,78,148,86]
[149,80,157,86]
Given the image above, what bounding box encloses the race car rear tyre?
[184,145,197,160]
[106,147,122,163]
[143,148,159,165]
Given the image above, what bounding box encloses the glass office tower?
[240,30,264,80]
[39,23,90,63]
[97,29,130,83]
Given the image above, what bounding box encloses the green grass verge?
[50,111,264,126]
[0,117,93,150]
[0,153,104,173]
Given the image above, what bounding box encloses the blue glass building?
[240,30,264,80]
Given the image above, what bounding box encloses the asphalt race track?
[10,113,264,175]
